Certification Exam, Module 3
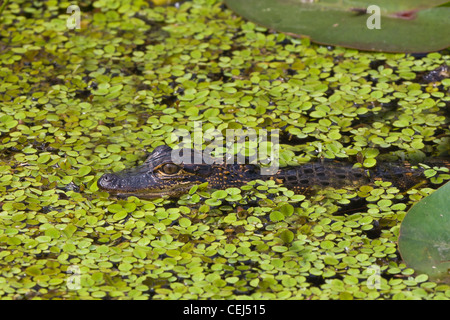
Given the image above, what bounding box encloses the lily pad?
[398,181,450,282]
[224,0,450,53]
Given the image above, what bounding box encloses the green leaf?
[212,190,228,199]
[25,266,42,276]
[398,181,450,282]
[78,165,92,176]
[269,211,284,222]
[279,204,294,217]
[44,227,61,239]
[113,211,128,221]
[62,224,77,238]
[224,0,450,53]
[179,218,192,228]
[279,229,294,244]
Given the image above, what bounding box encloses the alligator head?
[97,145,260,198]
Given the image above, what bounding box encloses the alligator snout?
[97,169,154,196]
[97,173,119,191]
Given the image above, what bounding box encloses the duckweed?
[0,0,449,300]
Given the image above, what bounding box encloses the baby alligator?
[97,145,450,199]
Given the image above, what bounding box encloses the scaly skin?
[97,145,450,199]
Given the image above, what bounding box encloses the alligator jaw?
[97,169,195,199]
[111,190,183,199]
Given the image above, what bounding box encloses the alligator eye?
[162,163,180,175]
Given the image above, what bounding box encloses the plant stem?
[0,0,10,19]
